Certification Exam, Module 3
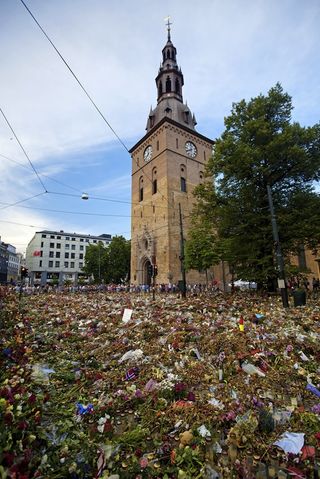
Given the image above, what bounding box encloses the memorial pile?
[1,288,320,478]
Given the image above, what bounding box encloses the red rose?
[4,411,14,424]
[28,394,37,404]
[3,451,15,466]
[17,420,28,430]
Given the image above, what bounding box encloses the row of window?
[41,234,108,244]
[158,77,180,97]
[38,260,83,269]
[138,165,202,202]
[34,251,84,259]
[41,242,86,250]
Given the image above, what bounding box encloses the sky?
[0,0,319,255]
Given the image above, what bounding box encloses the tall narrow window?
[157,140,159,150]
[181,177,187,192]
[166,77,171,92]
[181,165,187,192]
[153,179,157,194]
[158,81,162,96]
[139,176,144,202]
[176,138,179,149]
[152,168,157,195]
[175,79,180,94]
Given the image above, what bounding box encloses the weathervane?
[164,15,172,41]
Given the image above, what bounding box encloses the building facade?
[130,27,216,286]
[26,230,112,285]
[0,237,20,284]
[6,244,20,283]
[0,238,9,284]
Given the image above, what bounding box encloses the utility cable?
[0,107,47,193]
[0,192,47,211]
[0,153,168,209]
[0,152,82,193]
[0,200,157,218]
[46,190,168,209]
[18,0,170,204]
[0,219,47,228]
[19,0,129,154]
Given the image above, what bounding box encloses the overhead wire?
[0,152,82,193]
[19,0,129,155]
[0,219,46,228]
[46,190,169,209]
[4,2,194,252]
[0,107,47,193]
[0,201,157,218]
[0,151,169,209]
[0,192,47,211]
[18,0,170,204]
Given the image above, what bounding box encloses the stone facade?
[130,29,219,286]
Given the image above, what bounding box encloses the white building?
[26,230,112,285]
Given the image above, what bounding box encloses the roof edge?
[129,117,214,153]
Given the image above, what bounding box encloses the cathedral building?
[130,25,215,286]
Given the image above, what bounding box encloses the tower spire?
[165,16,172,42]
[145,22,197,132]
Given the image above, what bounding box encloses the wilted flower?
[139,457,148,468]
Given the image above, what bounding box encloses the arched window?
[152,168,157,195]
[175,79,180,94]
[167,50,171,59]
[139,176,144,202]
[166,76,171,93]
[158,81,163,96]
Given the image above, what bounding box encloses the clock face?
[144,145,153,162]
[185,141,197,158]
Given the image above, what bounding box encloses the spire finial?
[164,16,172,41]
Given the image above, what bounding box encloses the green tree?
[191,83,320,288]
[104,236,131,284]
[83,241,107,282]
[185,220,220,273]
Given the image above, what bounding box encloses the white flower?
[97,415,110,433]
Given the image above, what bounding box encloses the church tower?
[130,23,214,286]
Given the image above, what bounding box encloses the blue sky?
[0,0,319,253]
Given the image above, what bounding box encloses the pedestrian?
[312,277,319,297]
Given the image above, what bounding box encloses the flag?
[33,251,41,256]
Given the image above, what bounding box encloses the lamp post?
[179,203,187,298]
[267,184,289,308]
